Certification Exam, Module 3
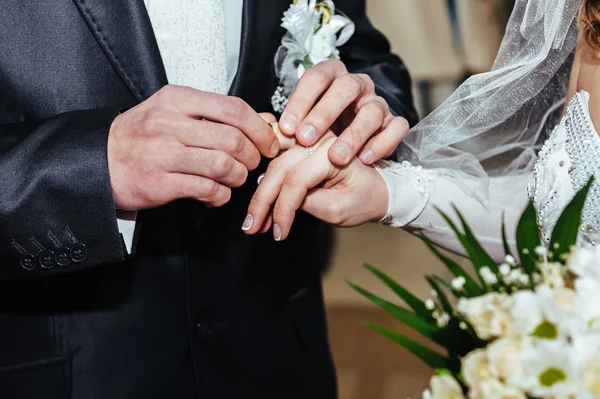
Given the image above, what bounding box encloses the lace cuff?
[374,160,438,227]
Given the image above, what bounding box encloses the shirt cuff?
[374,160,437,227]
[116,209,137,254]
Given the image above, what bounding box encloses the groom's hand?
[107,85,279,210]
[278,59,410,167]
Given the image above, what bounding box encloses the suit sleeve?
[339,0,419,127]
[0,108,128,279]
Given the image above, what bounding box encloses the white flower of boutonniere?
[271,0,355,113]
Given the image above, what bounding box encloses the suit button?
[55,247,71,267]
[70,243,88,263]
[38,250,56,269]
[20,255,36,271]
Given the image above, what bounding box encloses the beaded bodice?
[528,91,600,246]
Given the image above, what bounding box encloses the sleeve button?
[55,247,72,267]
[70,243,88,263]
[20,255,36,271]
[38,250,56,269]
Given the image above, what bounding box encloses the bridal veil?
[398,0,583,202]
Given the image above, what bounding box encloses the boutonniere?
[271,0,355,113]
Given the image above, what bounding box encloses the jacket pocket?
[0,354,72,399]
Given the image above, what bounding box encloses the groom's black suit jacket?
[0,1,417,398]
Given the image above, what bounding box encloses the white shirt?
[118,0,244,253]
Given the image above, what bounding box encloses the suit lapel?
[230,0,290,99]
[73,0,289,104]
[229,0,255,97]
[72,0,168,102]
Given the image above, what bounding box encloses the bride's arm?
[243,129,530,264]
[376,161,530,263]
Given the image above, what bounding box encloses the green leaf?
[420,234,484,297]
[366,322,452,370]
[348,281,442,341]
[501,212,515,260]
[550,177,594,262]
[435,208,488,287]
[363,263,430,318]
[516,201,541,275]
[452,205,499,274]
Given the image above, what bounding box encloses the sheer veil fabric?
[398,0,583,202]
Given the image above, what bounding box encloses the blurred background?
[323,1,514,397]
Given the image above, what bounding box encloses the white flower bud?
[499,263,511,275]
[480,267,498,285]
[425,299,436,310]
[505,255,516,266]
[437,313,451,327]
[518,274,530,285]
[451,276,466,290]
[509,269,523,281]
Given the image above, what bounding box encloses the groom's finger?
[292,73,363,146]
[358,116,410,164]
[328,99,389,165]
[161,85,280,157]
[272,139,338,241]
[279,59,347,136]
[168,116,261,170]
[169,147,248,188]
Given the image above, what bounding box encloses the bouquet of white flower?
[350,178,600,398]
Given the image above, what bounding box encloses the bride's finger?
[243,146,307,235]
[260,114,297,152]
[271,122,297,152]
[259,113,277,124]
[272,138,338,241]
[259,214,273,234]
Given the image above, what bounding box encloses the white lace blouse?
[377,91,600,262]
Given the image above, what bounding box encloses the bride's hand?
[242,127,389,241]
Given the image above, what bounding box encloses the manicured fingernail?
[331,142,351,162]
[257,174,265,185]
[280,113,299,132]
[361,149,375,164]
[273,224,282,241]
[299,125,317,142]
[242,214,254,231]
